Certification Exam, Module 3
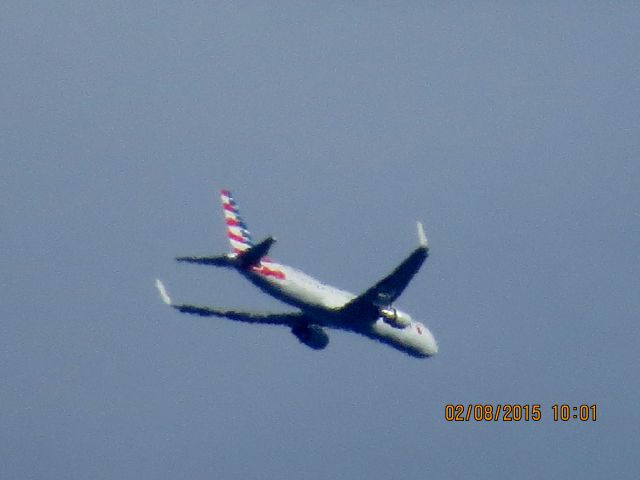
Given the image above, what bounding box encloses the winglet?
[417,221,428,248]
[155,279,172,305]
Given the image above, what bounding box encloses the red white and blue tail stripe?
[220,189,254,254]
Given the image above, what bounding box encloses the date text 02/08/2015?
[444,404,597,422]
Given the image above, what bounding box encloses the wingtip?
[155,279,172,305]
[416,221,428,248]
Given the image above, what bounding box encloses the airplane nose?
[429,337,439,355]
[424,329,439,356]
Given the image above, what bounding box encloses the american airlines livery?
[155,189,438,358]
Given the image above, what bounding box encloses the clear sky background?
[2,2,639,479]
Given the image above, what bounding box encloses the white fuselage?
[242,260,438,358]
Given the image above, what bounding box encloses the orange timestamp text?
[444,404,597,422]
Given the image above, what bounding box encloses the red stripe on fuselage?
[226,218,240,226]
[250,264,285,280]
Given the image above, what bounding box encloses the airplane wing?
[342,222,429,318]
[173,304,304,325]
[176,255,232,267]
[155,279,303,326]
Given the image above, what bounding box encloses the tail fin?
[220,189,254,254]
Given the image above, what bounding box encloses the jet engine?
[380,307,412,329]
[291,324,330,350]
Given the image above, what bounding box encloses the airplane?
[155,189,438,358]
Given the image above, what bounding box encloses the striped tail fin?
[220,189,254,254]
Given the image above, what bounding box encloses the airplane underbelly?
[244,268,352,311]
[268,277,328,308]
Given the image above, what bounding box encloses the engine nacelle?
[380,307,412,329]
[291,324,330,350]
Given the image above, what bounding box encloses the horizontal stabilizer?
[237,236,276,267]
[175,255,233,267]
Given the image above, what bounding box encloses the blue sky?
[2,2,639,479]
